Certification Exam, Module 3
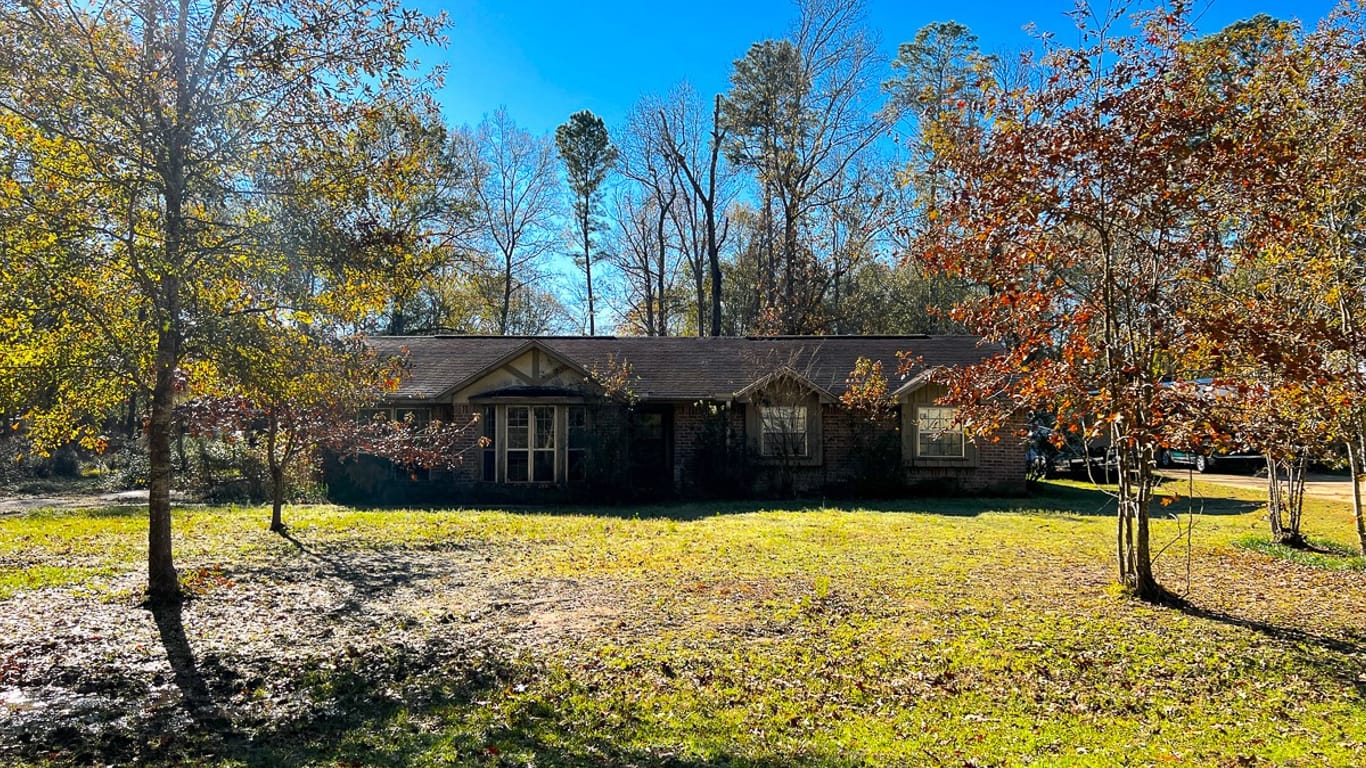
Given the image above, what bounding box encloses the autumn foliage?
[919,0,1366,580]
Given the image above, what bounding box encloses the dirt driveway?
[0,490,190,515]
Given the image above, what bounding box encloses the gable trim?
[732,366,838,404]
[437,339,590,401]
[891,367,944,400]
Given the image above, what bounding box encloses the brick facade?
[669,401,1026,497]
[336,335,1027,503]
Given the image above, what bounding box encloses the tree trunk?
[695,270,706,337]
[708,242,723,337]
[270,465,285,533]
[267,421,286,532]
[1351,433,1366,555]
[1266,456,1285,541]
[1115,436,1160,601]
[124,392,138,438]
[146,317,180,604]
[707,94,725,337]
[500,256,513,335]
[142,0,194,606]
[583,210,595,335]
[782,199,799,333]
[655,189,673,336]
[1284,453,1307,547]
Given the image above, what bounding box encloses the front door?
[629,407,673,494]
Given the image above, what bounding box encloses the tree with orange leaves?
[914,1,1235,600]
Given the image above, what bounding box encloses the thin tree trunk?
[500,256,513,335]
[1266,456,1285,541]
[782,199,799,333]
[1115,442,1159,599]
[1286,453,1307,546]
[270,465,285,532]
[655,188,673,336]
[1133,452,1156,598]
[1351,432,1366,555]
[124,392,138,438]
[583,211,595,335]
[267,421,286,532]
[707,95,724,337]
[696,270,706,337]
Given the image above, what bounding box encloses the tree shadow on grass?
[481,479,1260,522]
[1171,598,1366,699]
[184,627,857,768]
[276,526,429,584]
[147,599,243,750]
[220,671,862,768]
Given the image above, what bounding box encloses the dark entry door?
[629,407,673,493]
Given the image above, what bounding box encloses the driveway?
[1159,469,1358,504]
[0,490,190,515]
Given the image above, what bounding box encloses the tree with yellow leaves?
[0,0,450,603]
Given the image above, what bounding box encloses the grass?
[0,481,1363,767]
[1235,535,1366,571]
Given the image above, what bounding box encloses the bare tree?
[605,189,679,335]
[723,0,896,334]
[812,157,886,332]
[657,83,733,336]
[618,97,683,335]
[467,108,561,334]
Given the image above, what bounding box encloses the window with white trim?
[917,406,964,458]
[504,405,557,483]
[760,405,809,457]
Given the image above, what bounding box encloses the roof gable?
[441,339,590,402]
[732,366,838,403]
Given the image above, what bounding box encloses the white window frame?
[503,405,558,483]
[760,405,809,457]
[917,406,965,458]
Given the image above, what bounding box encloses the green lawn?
[0,480,1362,767]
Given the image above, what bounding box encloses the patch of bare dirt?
[0,536,626,765]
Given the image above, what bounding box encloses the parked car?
[1050,444,1118,480]
[1157,448,1261,474]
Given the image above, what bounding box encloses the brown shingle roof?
[366,335,998,401]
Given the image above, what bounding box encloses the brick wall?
[341,399,1026,504]
[444,404,484,484]
[670,402,1026,497]
[673,401,747,495]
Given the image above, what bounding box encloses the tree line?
[334,0,984,339]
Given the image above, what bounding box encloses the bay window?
[483,404,584,484]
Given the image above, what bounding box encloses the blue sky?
[417,0,1343,137]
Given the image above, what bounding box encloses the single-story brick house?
[330,335,1025,503]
